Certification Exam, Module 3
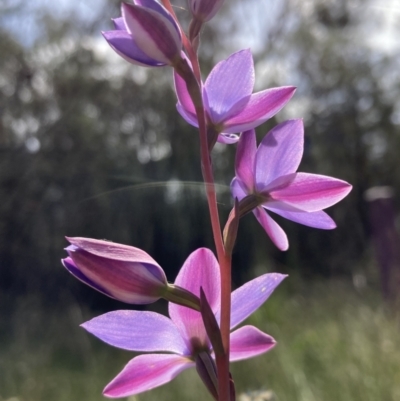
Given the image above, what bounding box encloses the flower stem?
[195,93,232,401]
[164,0,233,395]
[176,61,232,401]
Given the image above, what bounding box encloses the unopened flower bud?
[189,0,225,23]
[102,0,182,67]
[62,237,201,309]
[62,237,168,304]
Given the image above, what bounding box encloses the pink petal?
[204,49,254,124]
[102,30,164,67]
[229,273,287,329]
[169,248,220,348]
[224,87,296,133]
[229,325,276,362]
[265,207,337,229]
[253,207,289,251]
[104,354,193,397]
[235,129,256,191]
[176,103,199,127]
[81,310,188,355]
[174,70,197,117]
[122,3,181,65]
[269,172,352,212]
[230,177,248,202]
[255,119,304,191]
[66,237,160,265]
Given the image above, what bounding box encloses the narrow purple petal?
[230,177,248,202]
[102,30,164,67]
[112,17,127,30]
[253,207,289,250]
[229,325,276,362]
[269,173,352,212]
[81,310,189,355]
[104,354,193,397]
[265,207,337,229]
[62,257,115,298]
[122,3,181,64]
[169,248,220,348]
[174,70,196,116]
[224,87,296,133]
[204,49,254,124]
[255,119,304,191]
[235,129,256,191]
[176,103,199,127]
[226,273,286,329]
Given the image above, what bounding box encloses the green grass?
[1,280,399,401]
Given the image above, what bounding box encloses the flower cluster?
[76,248,284,397]
[61,0,352,400]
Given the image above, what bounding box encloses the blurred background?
[1,0,400,399]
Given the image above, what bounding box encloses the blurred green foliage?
[1,281,399,400]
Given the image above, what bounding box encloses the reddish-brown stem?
[178,56,232,401]
[162,1,232,398]
[194,95,232,401]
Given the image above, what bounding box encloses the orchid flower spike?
[81,248,286,398]
[102,0,182,67]
[174,49,296,144]
[231,120,352,251]
[62,237,199,309]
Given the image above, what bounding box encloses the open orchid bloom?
[231,120,352,251]
[82,248,286,398]
[174,49,296,144]
[102,0,182,67]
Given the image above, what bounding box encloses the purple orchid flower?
[174,49,296,144]
[189,0,225,22]
[231,120,353,251]
[102,0,182,67]
[82,248,286,398]
[62,237,199,309]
